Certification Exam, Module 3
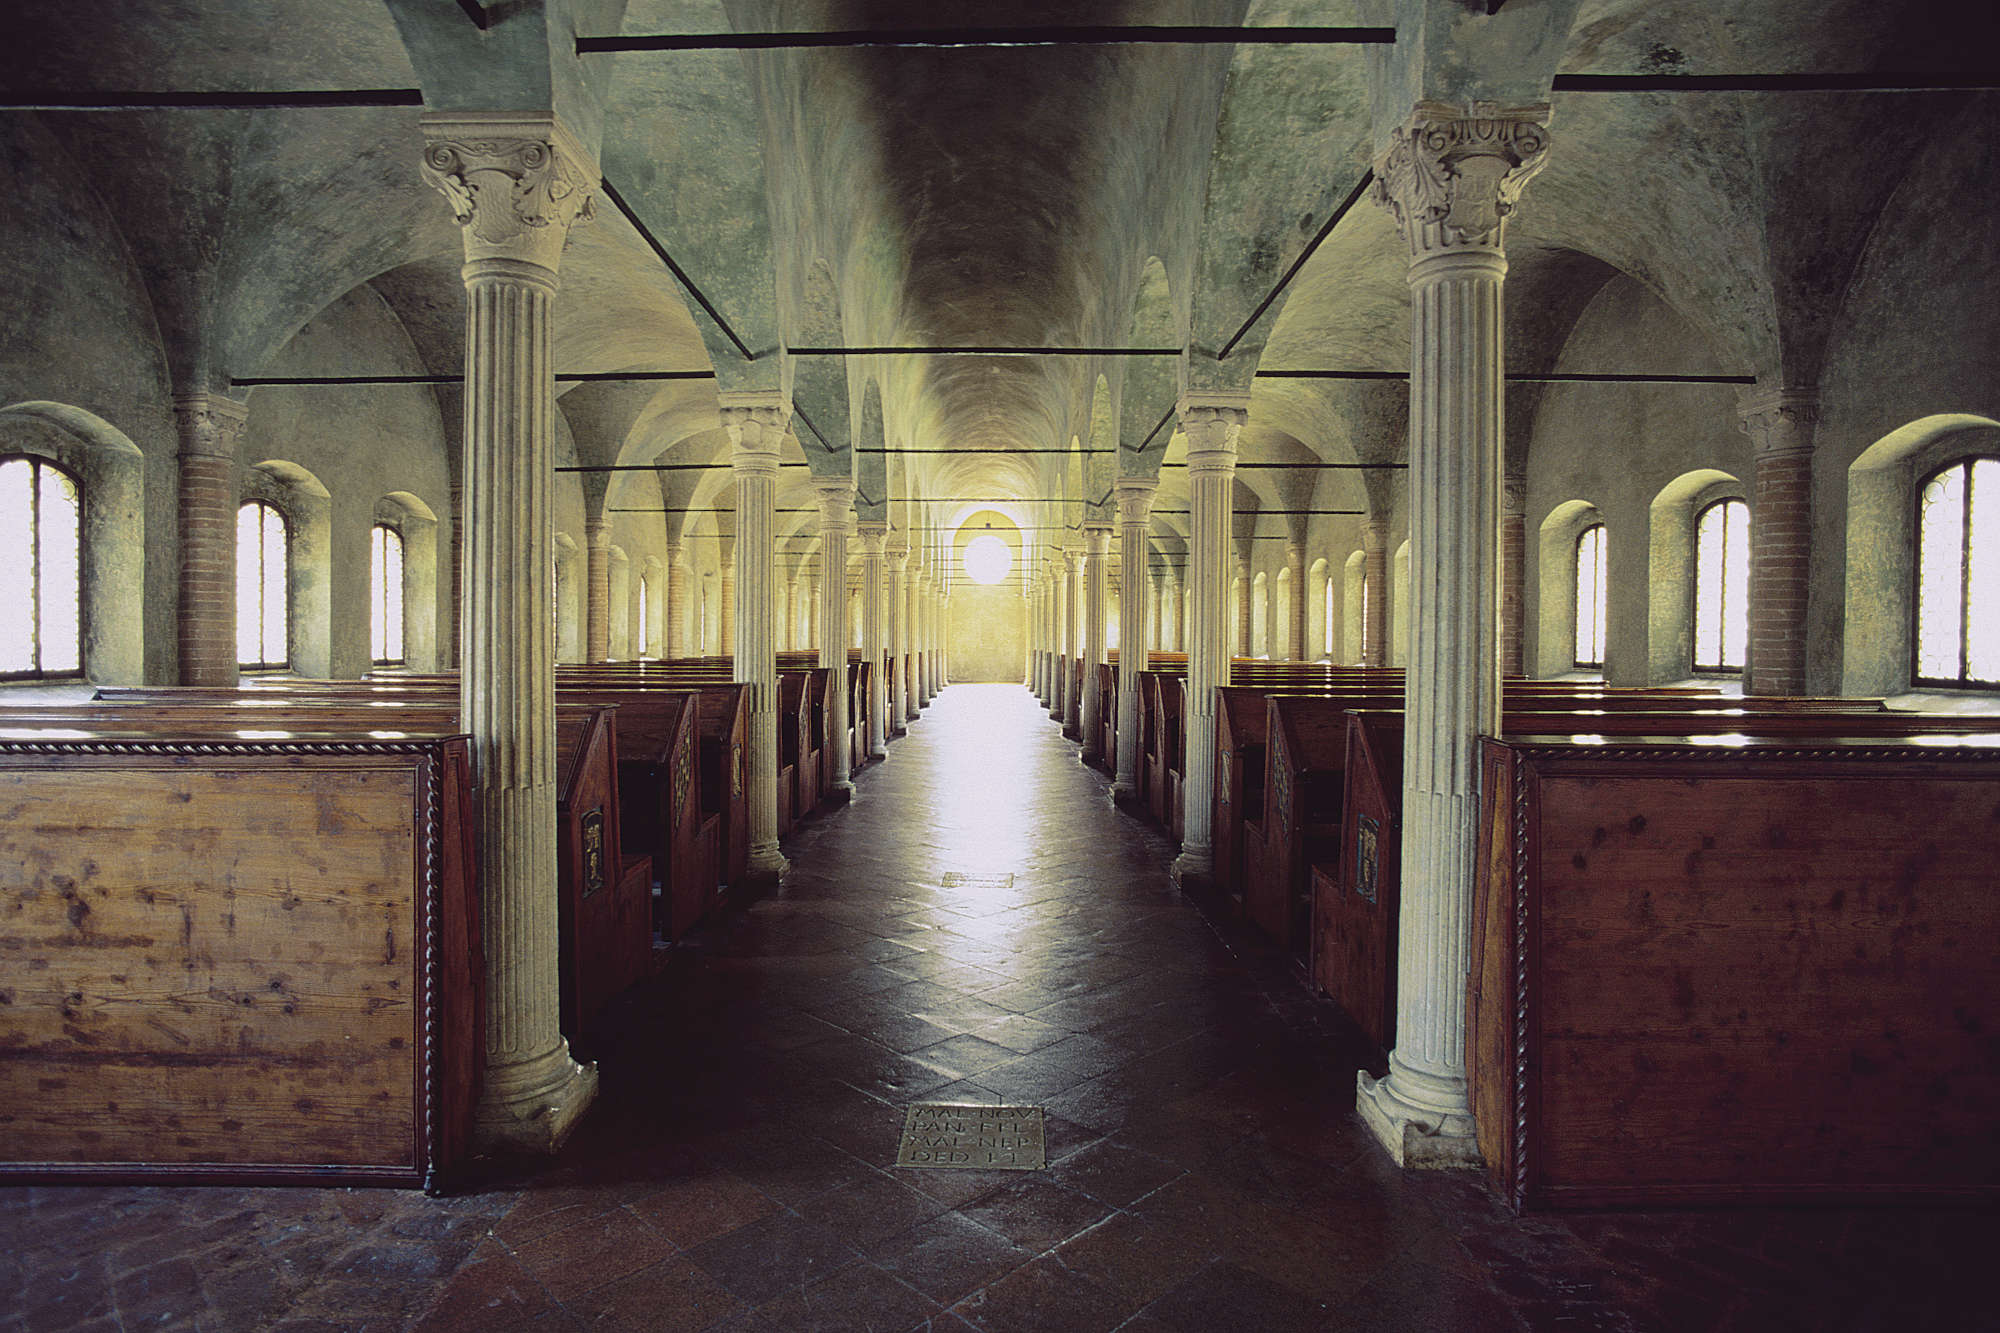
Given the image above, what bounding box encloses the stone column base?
[748,842,790,881]
[1356,1069,1482,1170]
[1169,846,1213,892]
[474,1043,599,1156]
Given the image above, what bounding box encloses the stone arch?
[1308,556,1332,661]
[554,532,581,663]
[1342,550,1366,663]
[243,460,332,677]
[373,490,440,671]
[1845,413,2000,696]
[0,401,145,684]
[1648,469,1744,684]
[1251,569,1269,658]
[1537,499,1604,677]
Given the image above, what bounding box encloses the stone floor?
[5,683,1995,1332]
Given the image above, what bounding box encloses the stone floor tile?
[628,1173,780,1249]
[683,1211,858,1305]
[949,1255,1134,1333]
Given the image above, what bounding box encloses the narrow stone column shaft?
[1081,525,1112,756]
[1173,398,1246,881]
[1357,99,1549,1168]
[422,112,603,1153]
[1285,544,1307,660]
[585,518,610,661]
[1362,518,1391,667]
[1049,559,1069,720]
[664,543,684,659]
[813,483,854,793]
[173,394,246,686]
[724,395,790,878]
[1740,388,1817,696]
[889,547,910,733]
[1235,560,1253,657]
[858,522,887,758]
[1115,480,1156,796]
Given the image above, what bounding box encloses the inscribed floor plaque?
[939,872,1015,890]
[895,1103,1045,1170]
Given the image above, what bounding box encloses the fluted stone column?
[806,568,821,652]
[584,517,610,662]
[173,394,247,686]
[1049,557,1069,721]
[1150,572,1165,656]
[888,544,910,736]
[1063,547,1085,735]
[857,521,888,759]
[1286,543,1307,661]
[723,393,789,880]
[814,481,855,796]
[1356,100,1549,1168]
[1500,477,1527,676]
[664,543,684,659]
[1114,480,1156,799]
[916,573,933,709]
[421,112,600,1152]
[1362,517,1391,667]
[1739,386,1817,696]
[1172,572,1187,652]
[1173,397,1248,884]
[904,563,921,721]
[1235,560,1253,658]
[1081,523,1112,761]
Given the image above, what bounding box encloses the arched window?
[1693,498,1749,673]
[1573,523,1608,669]
[637,575,651,657]
[1916,456,2000,687]
[236,501,289,670]
[370,523,405,665]
[1323,573,1335,658]
[0,455,82,679]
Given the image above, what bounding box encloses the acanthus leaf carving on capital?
[1373,100,1551,253]
[1176,395,1250,471]
[1114,477,1158,527]
[420,115,598,269]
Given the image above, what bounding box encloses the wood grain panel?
[1531,769,2000,1198]
[0,763,418,1167]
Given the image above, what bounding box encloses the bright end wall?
[949,511,1026,681]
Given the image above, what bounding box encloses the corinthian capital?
[1177,394,1250,474]
[1374,101,1550,254]
[1114,477,1157,527]
[420,114,598,270]
[719,390,791,470]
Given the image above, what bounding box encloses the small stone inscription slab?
[896,1103,1045,1171]
[940,872,1015,890]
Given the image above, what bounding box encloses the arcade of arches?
[4,2,1999,1329]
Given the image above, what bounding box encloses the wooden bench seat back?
[1471,733,2000,1211]
[1249,697,1354,953]
[0,719,480,1191]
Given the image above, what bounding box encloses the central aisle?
[445,683,1494,1331]
[412,684,1980,1332]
